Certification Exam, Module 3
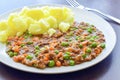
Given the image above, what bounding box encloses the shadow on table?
[0,53,113,80]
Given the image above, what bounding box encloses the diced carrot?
[56,61,61,67]
[44,56,49,61]
[83,33,88,36]
[32,37,39,41]
[23,53,28,57]
[45,54,49,58]
[83,46,87,53]
[49,46,54,50]
[68,47,73,52]
[12,46,20,52]
[94,48,101,54]
[18,55,25,61]
[57,52,63,58]
[14,36,19,40]
[13,56,19,62]
[22,59,26,64]
[82,41,88,46]
[16,41,22,45]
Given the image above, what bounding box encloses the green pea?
[90,42,97,48]
[35,52,39,57]
[82,53,87,59]
[29,33,33,37]
[67,32,73,36]
[75,36,80,40]
[25,31,32,38]
[68,38,72,42]
[20,44,25,47]
[35,50,40,57]
[61,42,69,47]
[70,27,78,31]
[92,36,98,39]
[27,42,33,45]
[24,36,28,39]
[54,50,59,54]
[26,55,33,60]
[65,52,71,55]
[89,38,94,42]
[64,54,70,60]
[35,46,39,50]
[48,60,55,67]
[8,51,14,57]
[35,49,40,53]
[87,27,93,33]
[90,36,99,42]
[69,60,75,66]
[14,52,18,56]
[80,37,85,42]
[79,44,83,48]
[100,43,105,49]
[86,48,91,53]
[86,36,91,39]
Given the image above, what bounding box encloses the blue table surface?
[0,0,120,80]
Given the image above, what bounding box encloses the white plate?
[0,4,116,74]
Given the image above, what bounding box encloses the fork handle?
[85,7,120,24]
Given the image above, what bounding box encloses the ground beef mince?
[6,22,106,69]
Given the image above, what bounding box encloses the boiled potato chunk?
[50,7,63,22]
[0,31,8,42]
[0,21,8,31]
[62,7,71,20]
[19,7,29,16]
[29,19,50,35]
[25,17,36,26]
[28,23,42,35]
[8,14,31,36]
[8,13,18,31]
[6,27,16,36]
[64,14,74,25]
[24,8,44,20]
[59,22,70,32]
[13,16,28,32]
[38,19,50,33]
[41,6,50,17]
[63,7,74,25]
[46,16,57,29]
[48,28,56,36]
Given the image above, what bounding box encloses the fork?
[66,0,120,24]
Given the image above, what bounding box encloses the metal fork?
[66,0,120,24]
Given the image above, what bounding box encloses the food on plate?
[0,6,105,69]
[6,22,105,69]
[0,7,74,42]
